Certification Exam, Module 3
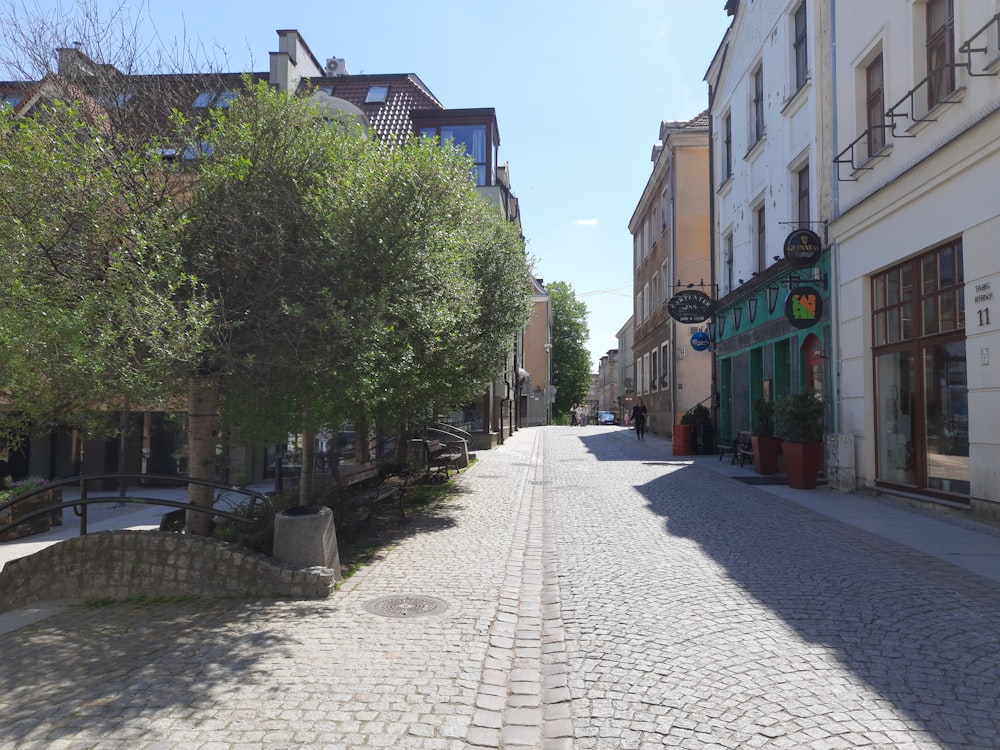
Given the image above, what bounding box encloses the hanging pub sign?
[666,289,714,324]
[783,228,822,269]
[785,285,824,328]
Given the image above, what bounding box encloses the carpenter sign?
[785,285,824,329]
[783,228,822,269]
[666,289,714,324]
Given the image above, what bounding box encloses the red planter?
[751,435,781,475]
[672,425,695,456]
[782,442,823,489]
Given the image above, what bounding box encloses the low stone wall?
[0,530,337,613]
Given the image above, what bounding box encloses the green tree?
[0,101,208,442]
[548,281,591,417]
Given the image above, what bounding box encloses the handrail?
[958,12,1000,75]
[0,473,274,543]
[431,422,472,442]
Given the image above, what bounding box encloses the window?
[193,91,236,109]
[1,94,22,108]
[866,54,886,156]
[660,344,670,389]
[419,124,489,186]
[723,112,733,180]
[365,85,389,103]
[755,204,767,272]
[793,3,808,90]
[797,164,810,226]
[724,233,734,293]
[872,241,967,496]
[651,349,659,391]
[926,0,955,109]
[752,65,766,143]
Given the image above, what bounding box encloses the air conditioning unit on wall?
[325,57,348,76]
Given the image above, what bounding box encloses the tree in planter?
[750,397,781,475]
[775,390,825,489]
[680,403,714,454]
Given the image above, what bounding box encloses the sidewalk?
[672,436,1000,585]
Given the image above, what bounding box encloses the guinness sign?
[783,228,822,269]
[666,289,714,324]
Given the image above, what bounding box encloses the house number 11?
[974,281,993,327]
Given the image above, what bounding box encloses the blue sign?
[690,331,711,351]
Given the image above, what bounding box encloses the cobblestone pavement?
[2,426,1000,749]
[551,427,1000,749]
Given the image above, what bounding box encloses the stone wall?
[0,530,337,613]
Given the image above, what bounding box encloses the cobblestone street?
[2,426,1000,749]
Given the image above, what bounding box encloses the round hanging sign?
[785,285,824,329]
[690,331,711,351]
[666,289,714,324]
[783,228,822,269]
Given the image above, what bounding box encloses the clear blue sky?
[18,0,733,369]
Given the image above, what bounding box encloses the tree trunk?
[186,373,220,536]
[298,428,315,506]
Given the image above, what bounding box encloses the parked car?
[597,410,617,425]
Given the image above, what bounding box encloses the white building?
[830,0,1000,518]
[705,0,835,442]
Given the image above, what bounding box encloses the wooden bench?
[718,430,754,467]
[329,462,412,533]
[421,439,463,480]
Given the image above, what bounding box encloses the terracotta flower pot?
[751,435,781,475]
[782,441,823,489]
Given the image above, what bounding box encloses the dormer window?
[365,85,388,104]
[419,124,488,186]
[2,94,23,108]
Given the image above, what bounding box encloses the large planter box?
[672,425,695,456]
[782,442,823,489]
[751,436,782,475]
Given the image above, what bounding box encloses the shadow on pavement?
[634,458,1000,748]
[0,598,333,745]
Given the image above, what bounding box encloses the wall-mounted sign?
[690,331,711,351]
[783,228,822,269]
[785,285,824,328]
[666,289,714,324]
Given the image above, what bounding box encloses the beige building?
[628,114,713,436]
[521,278,553,427]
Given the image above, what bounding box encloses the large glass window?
[723,112,733,180]
[797,164,810,226]
[872,241,967,497]
[419,124,488,186]
[755,204,767,272]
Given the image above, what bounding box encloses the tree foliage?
[0,101,208,439]
[547,281,591,416]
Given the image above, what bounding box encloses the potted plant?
[681,403,715,455]
[775,390,825,489]
[0,476,62,541]
[750,397,781,475]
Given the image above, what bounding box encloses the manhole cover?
[364,595,449,618]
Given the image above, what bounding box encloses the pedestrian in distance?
[630,398,647,441]
[570,404,578,426]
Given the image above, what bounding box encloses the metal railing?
[0,473,274,545]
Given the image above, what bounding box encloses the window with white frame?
[866,51,886,157]
[793,2,808,91]
[755,203,767,272]
[796,163,810,226]
[926,0,955,110]
[723,111,733,180]
[724,232,734,294]
[651,349,658,391]
[643,282,650,321]
[660,343,670,389]
[752,64,766,144]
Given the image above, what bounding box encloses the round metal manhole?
[364,595,449,618]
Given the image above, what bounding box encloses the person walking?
[630,398,647,441]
